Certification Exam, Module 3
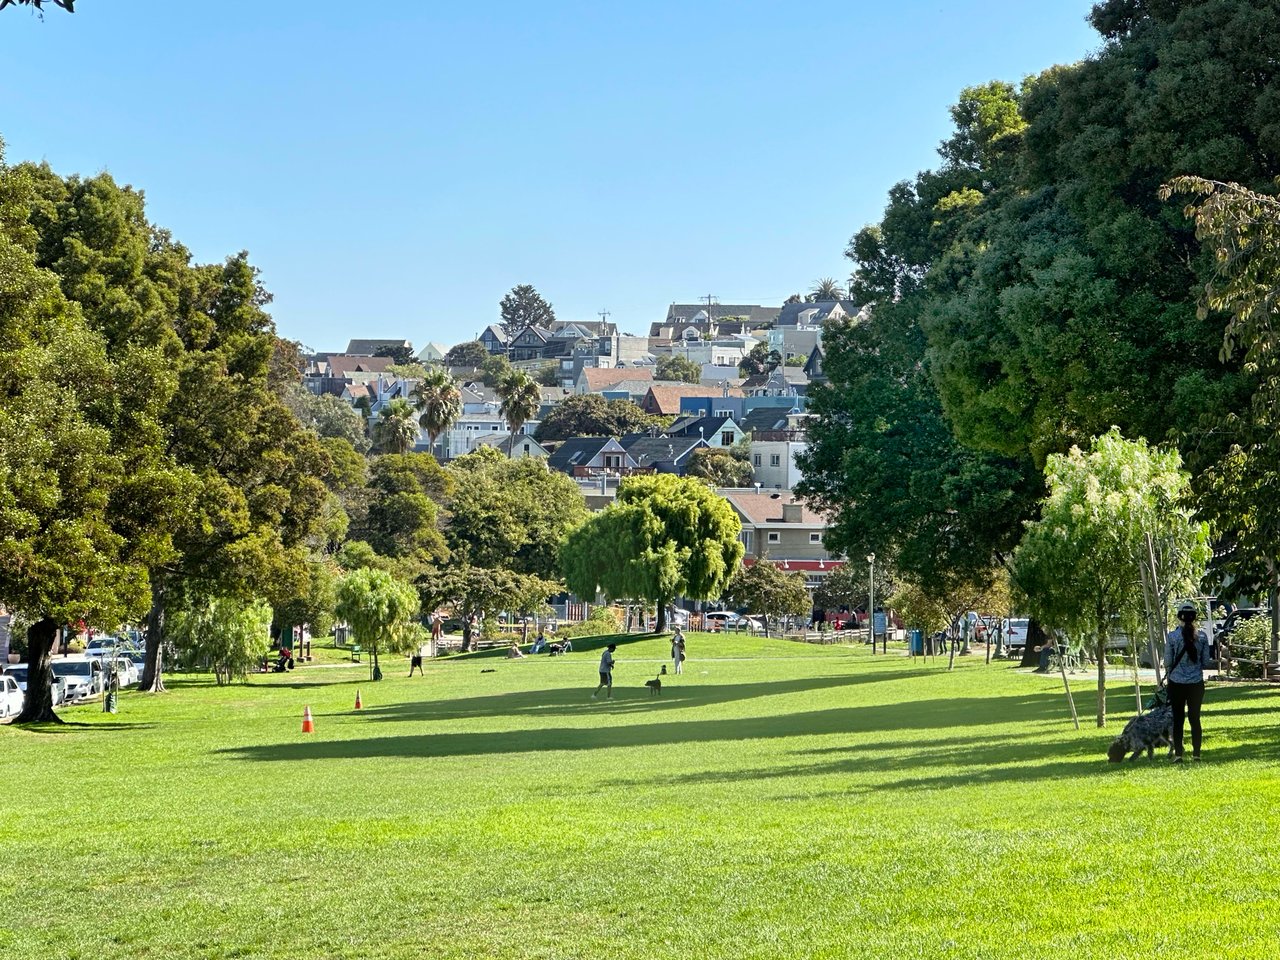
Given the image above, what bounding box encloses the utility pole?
[598,308,610,324]
[702,294,717,333]
[867,553,876,652]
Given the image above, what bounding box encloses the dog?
[1107,702,1173,762]
[644,673,663,696]
[660,664,668,675]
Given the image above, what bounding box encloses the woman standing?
[1165,601,1210,762]
[672,628,686,675]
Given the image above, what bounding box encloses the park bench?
[350,644,362,663]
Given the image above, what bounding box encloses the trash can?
[909,629,924,655]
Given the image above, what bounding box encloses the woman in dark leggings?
[1164,601,1210,762]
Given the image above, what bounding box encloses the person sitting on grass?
[530,631,548,654]
[506,643,525,660]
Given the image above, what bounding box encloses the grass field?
[3,633,1280,959]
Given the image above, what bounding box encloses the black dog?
[644,673,662,696]
[1107,703,1173,762]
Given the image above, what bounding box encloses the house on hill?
[775,300,859,328]
[345,338,413,356]
[619,434,707,474]
[719,490,836,590]
[575,367,655,396]
[547,437,640,477]
[479,325,507,354]
[666,413,744,448]
[472,433,550,460]
[650,303,780,340]
[641,383,742,417]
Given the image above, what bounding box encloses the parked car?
[2,664,67,706]
[703,611,763,633]
[51,658,105,701]
[1,674,24,719]
[108,655,139,687]
[1001,618,1030,654]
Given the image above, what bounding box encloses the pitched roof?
[480,324,507,342]
[472,434,549,456]
[621,435,705,467]
[776,300,857,327]
[664,304,779,325]
[325,355,396,377]
[644,383,743,416]
[667,414,741,438]
[722,491,826,526]
[345,338,412,355]
[546,437,616,472]
[739,408,795,433]
[579,367,654,392]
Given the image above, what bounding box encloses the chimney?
[782,503,802,523]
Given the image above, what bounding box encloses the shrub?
[1226,616,1271,679]
[556,606,622,640]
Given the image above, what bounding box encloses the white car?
[2,664,67,707]
[1001,618,1030,654]
[0,674,24,719]
[51,658,105,701]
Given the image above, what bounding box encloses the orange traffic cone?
[354,689,363,710]
[301,705,315,733]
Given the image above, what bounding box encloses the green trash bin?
[909,629,924,655]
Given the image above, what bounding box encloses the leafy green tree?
[444,340,488,367]
[812,559,895,616]
[411,366,462,454]
[499,284,556,339]
[561,475,743,632]
[809,278,846,301]
[723,561,810,637]
[1012,429,1210,727]
[533,394,664,441]
[478,352,513,388]
[739,342,782,376]
[422,565,559,650]
[533,362,561,386]
[167,594,273,686]
[335,568,420,680]
[0,198,157,720]
[282,383,371,452]
[686,446,753,487]
[496,370,540,448]
[655,355,702,384]
[447,450,587,578]
[375,397,419,455]
[359,453,451,568]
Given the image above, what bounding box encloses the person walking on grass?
[593,643,616,699]
[1166,601,1210,762]
[672,628,685,675]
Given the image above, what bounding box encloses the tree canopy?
[561,475,743,632]
[499,284,555,339]
[723,561,810,637]
[655,355,702,384]
[533,394,664,442]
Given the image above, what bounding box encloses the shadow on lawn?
[350,670,925,724]
[219,687,1080,765]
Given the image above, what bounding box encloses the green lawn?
[3,633,1279,959]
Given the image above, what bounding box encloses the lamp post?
[866,553,875,651]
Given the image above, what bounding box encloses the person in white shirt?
[672,629,685,675]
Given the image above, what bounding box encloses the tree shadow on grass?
[219,689,1083,767]
[350,670,931,724]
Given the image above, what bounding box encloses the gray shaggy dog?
[1107,703,1173,762]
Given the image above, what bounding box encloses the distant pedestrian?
[431,612,443,642]
[593,643,616,699]
[672,629,686,675]
[1166,601,1210,762]
[408,651,424,677]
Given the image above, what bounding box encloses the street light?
[866,553,876,652]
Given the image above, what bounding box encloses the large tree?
[655,355,702,384]
[561,475,743,632]
[499,284,556,339]
[533,394,664,441]
[444,340,488,367]
[375,397,419,455]
[446,448,587,579]
[686,445,753,488]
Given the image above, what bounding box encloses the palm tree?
[411,367,462,458]
[376,397,419,455]
[810,277,846,301]
[496,370,540,456]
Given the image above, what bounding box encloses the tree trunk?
[1095,634,1107,728]
[461,619,473,652]
[655,603,667,634]
[1020,619,1046,668]
[1270,564,1280,664]
[15,617,61,724]
[139,582,167,693]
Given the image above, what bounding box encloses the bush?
[556,606,622,640]
[1226,616,1271,679]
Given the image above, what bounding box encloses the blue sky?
[0,1,1101,349]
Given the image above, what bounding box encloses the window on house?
[767,532,780,544]
[722,432,734,445]
[753,454,761,466]
[770,454,781,467]
[810,533,822,544]
[740,531,754,552]
[523,444,531,454]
